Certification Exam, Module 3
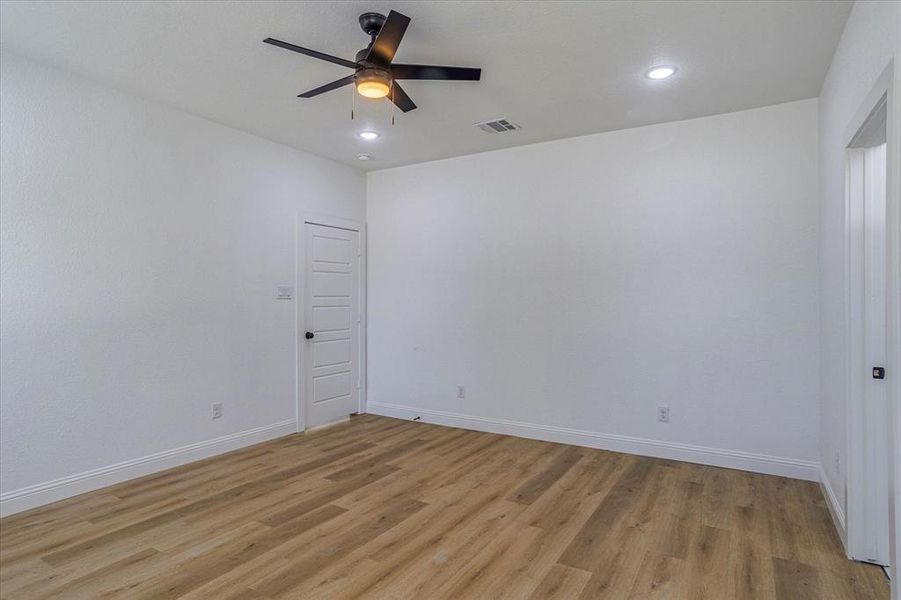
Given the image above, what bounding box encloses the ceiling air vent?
[475,119,521,133]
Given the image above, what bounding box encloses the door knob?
[305,331,314,340]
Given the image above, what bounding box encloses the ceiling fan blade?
[390,82,417,112]
[263,38,357,69]
[366,10,410,65]
[298,75,355,98]
[391,64,481,81]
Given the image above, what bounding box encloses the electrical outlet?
[212,402,223,419]
[456,386,466,399]
[657,406,670,423]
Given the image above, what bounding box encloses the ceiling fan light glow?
[359,130,380,140]
[645,65,677,80]
[356,69,391,98]
[357,80,390,98]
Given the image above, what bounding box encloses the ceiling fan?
[263,10,481,112]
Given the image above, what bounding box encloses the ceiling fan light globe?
[357,80,390,98]
[356,68,392,99]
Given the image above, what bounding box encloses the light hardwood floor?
[0,414,888,599]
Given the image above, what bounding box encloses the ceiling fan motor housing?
[354,29,392,93]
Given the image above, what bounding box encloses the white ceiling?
[0,1,851,171]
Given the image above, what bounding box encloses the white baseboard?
[819,465,848,552]
[0,419,297,518]
[368,402,820,481]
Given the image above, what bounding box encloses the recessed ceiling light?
[645,66,677,80]
[359,131,380,141]
[357,153,373,161]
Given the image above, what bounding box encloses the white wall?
[0,53,365,514]
[817,0,900,521]
[367,99,820,478]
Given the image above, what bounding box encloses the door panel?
[313,272,353,296]
[314,372,352,403]
[862,143,890,565]
[314,339,351,367]
[847,141,890,567]
[313,306,352,331]
[304,223,360,428]
[313,235,353,263]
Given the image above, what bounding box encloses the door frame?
[842,56,900,592]
[890,54,901,599]
[295,213,367,432]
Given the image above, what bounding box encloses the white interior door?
[862,142,890,566]
[303,222,361,429]
[847,115,891,566]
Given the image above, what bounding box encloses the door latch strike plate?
[873,367,885,379]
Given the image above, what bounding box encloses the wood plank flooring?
[0,414,888,599]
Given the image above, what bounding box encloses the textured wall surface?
[0,53,365,496]
[368,99,820,465]
[817,1,901,515]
